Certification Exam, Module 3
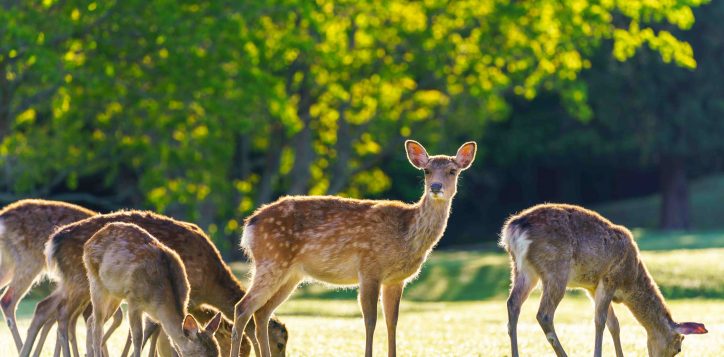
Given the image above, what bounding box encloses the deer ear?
[182,314,200,337]
[675,322,708,335]
[204,312,223,334]
[405,140,429,169]
[454,141,476,170]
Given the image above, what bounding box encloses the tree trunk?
[287,82,314,195]
[256,124,284,205]
[659,155,690,230]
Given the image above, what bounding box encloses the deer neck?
[205,275,247,318]
[159,312,191,350]
[623,262,676,339]
[406,193,453,254]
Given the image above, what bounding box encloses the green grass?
[4,296,722,356]
[3,230,724,356]
[595,174,724,230]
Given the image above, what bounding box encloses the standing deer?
[501,203,708,357]
[0,199,96,352]
[21,210,287,357]
[83,222,222,357]
[230,140,477,357]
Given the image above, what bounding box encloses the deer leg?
[53,332,61,357]
[156,333,174,357]
[120,331,132,357]
[231,266,289,357]
[32,318,55,357]
[19,292,60,357]
[537,276,568,357]
[57,300,82,357]
[381,283,403,357]
[593,282,614,357]
[2,265,42,352]
[69,306,85,357]
[253,275,302,357]
[103,307,124,345]
[359,277,381,357]
[146,327,160,357]
[128,307,144,357]
[91,294,119,357]
[507,266,539,357]
[606,305,624,357]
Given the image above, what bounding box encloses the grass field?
[2,230,723,356]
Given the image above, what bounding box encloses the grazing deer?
[0,199,96,352]
[500,203,708,357]
[230,140,477,357]
[22,210,287,357]
[83,222,222,357]
[149,305,253,357]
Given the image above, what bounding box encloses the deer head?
[179,313,223,356]
[406,140,477,202]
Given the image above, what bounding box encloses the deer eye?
[448,169,456,176]
[423,169,430,175]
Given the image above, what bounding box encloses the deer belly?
[567,265,602,290]
[301,255,360,285]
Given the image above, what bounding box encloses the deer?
[83,222,223,357]
[230,140,477,357]
[145,305,254,357]
[21,210,288,357]
[0,199,96,352]
[500,203,708,357]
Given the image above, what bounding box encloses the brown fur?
[83,222,220,357]
[0,199,96,352]
[21,210,287,357]
[144,305,257,357]
[501,203,707,357]
[230,140,476,357]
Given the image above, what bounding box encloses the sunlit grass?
[4,297,722,356]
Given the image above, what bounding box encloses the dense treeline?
[1,0,721,256]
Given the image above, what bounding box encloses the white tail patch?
[240,225,255,250]
[43,239,60,281]
[500,224,532,273]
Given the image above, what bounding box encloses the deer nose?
[430,183,443,193]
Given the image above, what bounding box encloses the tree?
[0,0,708,253]
[585,0,724,229]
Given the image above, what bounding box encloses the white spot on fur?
[546,332,556,342]
[240,225,255,249]
[501,224,531,273]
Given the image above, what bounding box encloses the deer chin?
[429,192,447,201]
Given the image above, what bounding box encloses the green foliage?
[0,0,708,249]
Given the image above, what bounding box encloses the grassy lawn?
[3,230,723,356]
[4,296,722,356]
[595,174,724,230]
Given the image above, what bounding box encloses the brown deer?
[83,222,222,357]
[500,203,708,357]
[147,305,254,357]
[21,210,287,357]
[230,140,477,357]
[0,199,96,352]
